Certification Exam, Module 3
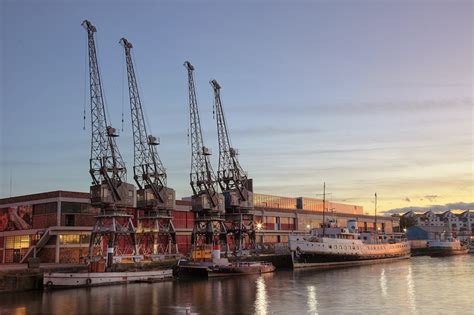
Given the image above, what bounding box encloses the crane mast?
[184,61,226,255]
[211,79,253,209]
[120,37,177,256]
[210,79,255,254]
[82,20,137,269]
[82,20,136,208]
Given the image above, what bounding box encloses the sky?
[0,0,472,214]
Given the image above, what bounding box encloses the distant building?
[0,190,398,264]
[401,209,474,234]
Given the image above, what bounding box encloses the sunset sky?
[0,0,472,214]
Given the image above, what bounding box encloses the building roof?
[0,190,90,206]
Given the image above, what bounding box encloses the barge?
[43,269,173,289]
[177,245,275,278]
[177,259,275,278]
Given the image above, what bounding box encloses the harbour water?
[1,256,472,314]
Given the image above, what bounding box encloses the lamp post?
[256,222,263,244]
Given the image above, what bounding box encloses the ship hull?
[208,263,275,277]
[289,233,411,270]
[43,269,173,289]
[428,247,469,257]
[177,260,275,278]
[292,254,410,269]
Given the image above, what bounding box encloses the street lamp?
[256,222,263,245]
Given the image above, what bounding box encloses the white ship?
[289,219,411,269]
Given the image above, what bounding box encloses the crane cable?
[83,31,88,131]
[121,50,125,132]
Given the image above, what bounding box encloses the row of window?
[33,202,57,215]
[32,202,97,215]
[61,202,96,214]
[5,236,30,249]
[4,234,91,249]
[59,234,90,245]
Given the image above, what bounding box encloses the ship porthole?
[86,278,92,286]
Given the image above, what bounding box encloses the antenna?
[323,182,326,236]
[314,182,332,236]
[9,170,12,198]
[374,192,378,239]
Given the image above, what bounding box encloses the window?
[65,214,75,226]
[59,234,80,244]
[33,202,57,215]
[58,234,90,245]
[62,202,81,214]
[5,235,30,249]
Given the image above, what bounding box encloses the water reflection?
[380,268,387,297]
[254,276,268,315]
[406,264,417,314]
[0,257,472,314]
[307,285,318,315]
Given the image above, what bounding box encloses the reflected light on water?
[11,307,26,315]
[380,268,387,297]
[307,285,318,315]
[407,264,417,314]
[254,276,268,315]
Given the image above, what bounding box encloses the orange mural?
[0,205,33,231]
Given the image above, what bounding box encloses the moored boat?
[177,258,275,278]
[289,220,411,269]
[177,245,276,278]
[426,238,469,257]
[43,269,173,289]
[208,261,275,277]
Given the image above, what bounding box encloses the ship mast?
[322,182,326,237]
[374,192,378,241]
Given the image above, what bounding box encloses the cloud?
[384,202,474,214]
[227,98,472,117]
[404,197,411,202]
[424,195,439,202]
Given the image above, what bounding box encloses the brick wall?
[3,248,29,263]
[173,211,194,229]
[60,214,96,226]
[33,214,57,229]
[59,247,86,264]
[37,248,56,263]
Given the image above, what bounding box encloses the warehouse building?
[0,191,398,264]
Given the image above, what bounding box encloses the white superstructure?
[289,220,410,268]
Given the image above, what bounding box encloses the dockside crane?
[82,20,138,269]
[184,61,227,257]
[210,79,255,254]
[120,37,177,256]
